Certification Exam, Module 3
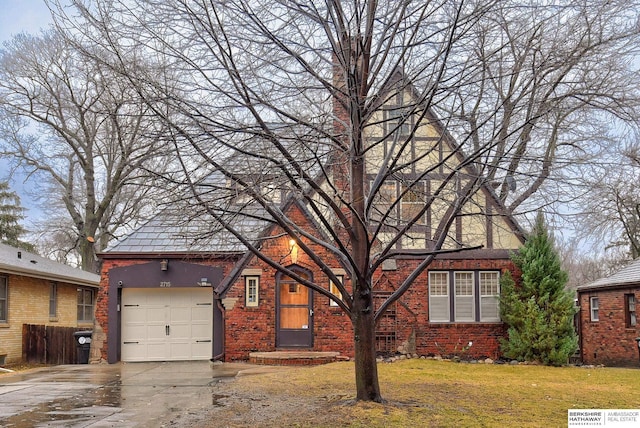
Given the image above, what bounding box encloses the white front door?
[121,288,213,362]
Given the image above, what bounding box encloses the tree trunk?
[79,238,97,273]
[352,282,382,402]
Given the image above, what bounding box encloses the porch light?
[160,259,169,271]
[289,239,298,264]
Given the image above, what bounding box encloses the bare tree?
[559,241,628,290]
[0,29,168,272]
[56,0,640,401]
[440,0,640,214]
[568,136,640,261]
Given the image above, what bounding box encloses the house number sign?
[160,281,171,288]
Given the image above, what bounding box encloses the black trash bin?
[73,330,93,364]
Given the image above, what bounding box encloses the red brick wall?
[578,287,640,367]
[374,258,514,360]
[99,205,517,363]
[97,256,237,362]
[222,203,355,361]
[222,205,516,361]
[95,259,148,361]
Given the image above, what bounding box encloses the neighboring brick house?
[577,259,640,367]
[0,243,100,364]
[95,74,526,364]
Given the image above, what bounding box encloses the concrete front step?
[248,351,342,366]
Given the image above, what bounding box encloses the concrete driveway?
[0,361,283,427]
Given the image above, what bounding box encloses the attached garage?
[105,259,225,363]
[121,288,213,362]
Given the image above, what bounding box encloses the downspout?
[577,295,584,364]
[212,294,225,361]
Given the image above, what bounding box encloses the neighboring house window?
[77,287,95,323]
[479,272,500,322]
[625,294,636,328]
[329,275,344,307]
[0,276,7,323]
[429,270,501,323]
[590,297,599,322]
[429,271,450,322]
[49,282,58,318]
[245,276,259,307]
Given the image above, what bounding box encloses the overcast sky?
[0,0,53,42]
[0,0,53,223]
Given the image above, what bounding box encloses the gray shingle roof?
[104,208,268,254]
[577,258,640,291]
[0,243,100,287]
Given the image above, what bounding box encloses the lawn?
[208,359,640,427]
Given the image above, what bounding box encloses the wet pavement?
[0,361,282,427]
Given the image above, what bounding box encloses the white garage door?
[121,288,213,362]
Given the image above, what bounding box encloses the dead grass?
[192,359,640,427]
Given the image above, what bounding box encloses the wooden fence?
[22,324,83,364]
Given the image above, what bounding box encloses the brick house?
[577,259,640,367]
[0,243,100,364]
[95,74,526,364]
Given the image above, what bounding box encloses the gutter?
[0,264,99,288]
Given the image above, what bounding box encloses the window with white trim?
[329,275,344,307]
[429,272,450,322]
[0,276,7,323]
[590,297,599,321]
[429,270,501,323]
[454,272,475,322]
[77,287,94,323]
[245,276,259,307]
[479,272,500,322]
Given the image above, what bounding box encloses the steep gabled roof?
[577,258,640,291]
[103,68,525,258]
[371,68,527,242]
[0,243,99,287]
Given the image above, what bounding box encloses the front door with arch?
[276,267,313,348]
